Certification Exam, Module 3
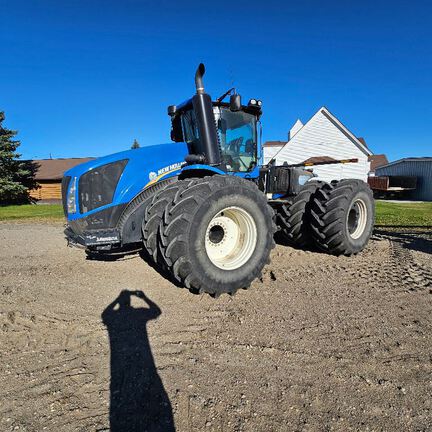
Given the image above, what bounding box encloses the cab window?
[217,109,257,172]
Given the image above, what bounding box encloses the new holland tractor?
[63,64,374,296]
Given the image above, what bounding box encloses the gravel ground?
[0,222,431,432]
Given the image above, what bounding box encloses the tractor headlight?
[67,177,77,214]
[249,98,257,105]
[257,100,262,106]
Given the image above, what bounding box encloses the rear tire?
[309,179,375,256]
[273,181,324,247]
[158,175,276,296]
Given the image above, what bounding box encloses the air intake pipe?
[190,63,221,166]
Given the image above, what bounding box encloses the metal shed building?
[375,157,432,201]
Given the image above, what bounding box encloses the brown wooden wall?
[368,176,389,191]
[30,182,62,200]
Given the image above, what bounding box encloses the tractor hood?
[64,142,188,220]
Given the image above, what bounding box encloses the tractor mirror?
[170,115,184,142]
[229,94,241,111]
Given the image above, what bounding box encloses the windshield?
[180,106,258,172]
[216,108,258,172]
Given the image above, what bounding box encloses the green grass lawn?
[0,204,64,221]
[0,201,431,227]
[375,201,432,227]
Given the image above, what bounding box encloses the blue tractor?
[63,64,374,296]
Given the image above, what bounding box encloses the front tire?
[142,180,192,263]
[158,176,276,296]
[309,179,375,256]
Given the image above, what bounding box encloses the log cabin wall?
[30,181,62,200]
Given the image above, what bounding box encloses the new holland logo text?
[149,162,185,180]
[157,162,184,175]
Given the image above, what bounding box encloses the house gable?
[288,119,303,140]
[273,107,371,182]
[319,108,372,157]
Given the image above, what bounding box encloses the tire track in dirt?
[260,232,431,295]
[373,230,432,292]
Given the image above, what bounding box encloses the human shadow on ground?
[102,290,175,432]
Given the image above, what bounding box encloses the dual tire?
[309,179,375,256]
[142,175,276,296]
[273,179,374,256]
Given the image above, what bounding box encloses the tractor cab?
[168,64,262,174]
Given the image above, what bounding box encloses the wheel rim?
[205,206,257,270]
[347,198,368,239]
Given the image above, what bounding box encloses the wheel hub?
[208,224,225,244]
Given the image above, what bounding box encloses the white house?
[262,140,286,165]
[263,107,372,182]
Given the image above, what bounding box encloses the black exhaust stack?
[195,63,205,94]
[189,63,221,166]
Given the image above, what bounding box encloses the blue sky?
[1,0,431,161]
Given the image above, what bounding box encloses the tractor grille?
[79,160,128,214]
[61,176,71,216]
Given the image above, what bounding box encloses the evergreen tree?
[131,139,140,149]
[0,111,39,204]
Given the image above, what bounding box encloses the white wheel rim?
[205,206,257,270]
[347,198,368,240]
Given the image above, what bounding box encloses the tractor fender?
[179,164,225,179]
[117,177,179,245]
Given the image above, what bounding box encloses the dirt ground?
[0,222,431,432]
